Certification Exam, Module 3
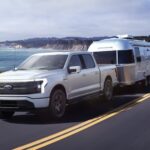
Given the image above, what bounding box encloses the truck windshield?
[118,50,135,64]
[17,54,68,70]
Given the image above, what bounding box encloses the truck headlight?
[35,79,47,93]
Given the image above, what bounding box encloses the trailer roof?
[88,38,150,52]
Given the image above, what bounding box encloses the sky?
[0,0,150,41]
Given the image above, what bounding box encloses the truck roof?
[88,38,150,52]
[32,51,91,56]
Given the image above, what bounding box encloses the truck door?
[79,54,100,94]
[67,54,100,99]
[67,54,86,99]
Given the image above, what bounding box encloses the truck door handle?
[82,74,86,77]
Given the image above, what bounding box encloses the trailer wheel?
[0,111,14,119]
[49,89,66,119]
[146,76,150,87]
[141,77,150,87]
[103,78,113,101]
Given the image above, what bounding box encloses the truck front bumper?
[0,96,49,111]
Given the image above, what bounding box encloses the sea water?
[0,48,54,72]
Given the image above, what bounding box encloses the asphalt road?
[0,86,150,150]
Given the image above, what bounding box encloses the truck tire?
[49,89,66,119]
[0,111,14,119]
[103,78,113,101]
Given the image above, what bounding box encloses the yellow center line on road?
[14,93,150,150]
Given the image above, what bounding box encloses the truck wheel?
[0,111,14,119]
[49,89,66,119]
[103,78,113,101]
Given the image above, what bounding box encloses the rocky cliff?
[0,36,150,50]
[0,37,109,50]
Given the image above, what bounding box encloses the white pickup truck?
[0,51,118,119]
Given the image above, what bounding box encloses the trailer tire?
[103,78,113,101]
[147,76,150,86]
[49,89,66,119]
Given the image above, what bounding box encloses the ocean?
[0,48,54,72]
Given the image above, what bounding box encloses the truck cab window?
[68,55,82,68]
[118,50,135,64]
[80,54,95,69]
[93,51,116,64]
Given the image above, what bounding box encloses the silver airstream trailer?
[88,35,150,86]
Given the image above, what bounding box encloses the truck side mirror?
[68,66,81,74]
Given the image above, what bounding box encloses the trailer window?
[93,51,116,64]
[118,50,134,64]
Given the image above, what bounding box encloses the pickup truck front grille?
[0,81,42,95]
[0,100,17,107]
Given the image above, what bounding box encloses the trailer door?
[144,48,150,76]
[134,47,146,81]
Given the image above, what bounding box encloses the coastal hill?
[0,36,149,50]
[0,37,107,50]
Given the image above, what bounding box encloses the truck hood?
[0,70,63,81]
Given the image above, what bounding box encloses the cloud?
[0,0,149,41]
